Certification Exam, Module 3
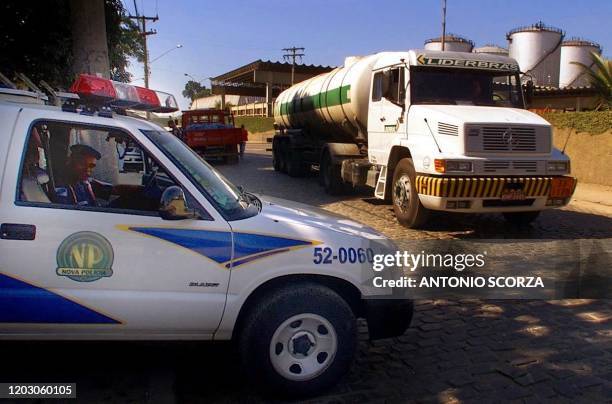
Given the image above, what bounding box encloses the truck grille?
[482,127,537,152]
[483,160,539,173]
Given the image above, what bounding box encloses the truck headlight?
[547,161,569,174]
[435,159,473,173]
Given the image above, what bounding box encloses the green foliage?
[0,0,143,87]
[234,117,275,133]
[182,80,212,101]
[571,52,612,109]
[106,0,144,83]
[0,1,73,87]
[540,111,612,134]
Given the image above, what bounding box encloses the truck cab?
[367,50,575,227]
[181,109,247,164]
[0,75,412,396]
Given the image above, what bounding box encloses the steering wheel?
[144,167,159,190]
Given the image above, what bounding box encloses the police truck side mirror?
[159,186,199,220]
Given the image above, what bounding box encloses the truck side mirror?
[159,186,199,220]
[524,80,534,106]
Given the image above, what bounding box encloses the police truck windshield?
[410,68,524,108]
[141,130,258,220]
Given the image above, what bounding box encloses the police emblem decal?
[56,232,114,282]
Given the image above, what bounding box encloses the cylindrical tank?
[559,38,602,88]
[507,21,564,87]
[473,44,509,56]
[274,54,380,142]
[424,34,474,52]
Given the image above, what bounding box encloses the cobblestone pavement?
[2,149,610,404]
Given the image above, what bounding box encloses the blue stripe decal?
[233,233,311,260]
[127,227,313,267]
[129,227,233,263]
[0,273,119,324]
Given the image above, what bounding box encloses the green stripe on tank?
[280,84,351,115]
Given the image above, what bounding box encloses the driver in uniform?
[55,144,101,207]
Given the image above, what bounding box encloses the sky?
[124,0,612,110]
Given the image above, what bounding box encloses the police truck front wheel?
[239,283,357,397]
[392,158,429,228]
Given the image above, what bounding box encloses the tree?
[572,52,612,110]
[0,0,143,88]
[182,80,212,101]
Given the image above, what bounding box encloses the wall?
[553,128,612,186]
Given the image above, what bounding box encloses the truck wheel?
[272,139,282,172]
[320,152,346,195]
[287,150,307,177]
[503,211,540,226]
[239,283,357,397]
[392,158,429,228]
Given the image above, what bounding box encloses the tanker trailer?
[272,50,576,228]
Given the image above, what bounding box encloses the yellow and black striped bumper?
[416,176,574,198]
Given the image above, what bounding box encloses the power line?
[282,46,305,85]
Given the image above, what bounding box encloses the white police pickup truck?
[0,75,412,396]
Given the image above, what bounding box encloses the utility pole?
[128,1,158,89]
[441,0,447,51]
[282,47,305,85]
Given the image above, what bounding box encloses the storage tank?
[424,34,474,52]
[274,54,380,143]
[507,21,564,87]
[473,44,508,56]
[559,38,602,88]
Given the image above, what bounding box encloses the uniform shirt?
[55,180,97,207]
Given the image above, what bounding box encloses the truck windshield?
[411,68,524,108]
[141,129,259,221]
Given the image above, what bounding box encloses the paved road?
[2,148,610,404]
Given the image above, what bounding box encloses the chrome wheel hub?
[269,313,338,381]
[394,174,412,213]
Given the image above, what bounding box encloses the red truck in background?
[181,109,247,164]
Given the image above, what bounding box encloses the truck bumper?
[363,299,414,340]
[416,175,576,213]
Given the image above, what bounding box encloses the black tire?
[239,283,357,397]
[391,158,429,228]
[287,150,307,177]
[226,154,239,164]
[320,152,347,195]
[503,211,540,226]
[272,139,282,172]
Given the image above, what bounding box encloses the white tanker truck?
[272,50,576,228]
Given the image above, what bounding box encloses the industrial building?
[195,59,333,116]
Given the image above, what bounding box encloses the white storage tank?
[559,38,602,88]
[507,21,564,87]
[473,44,509,56]
[424,34,474,52]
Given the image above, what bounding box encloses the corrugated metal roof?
[212,59,335,82]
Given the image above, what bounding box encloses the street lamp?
[184,73,199,82]
[150,44,183,64]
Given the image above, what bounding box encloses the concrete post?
[266,82,272,117]
[70,0,117,184]
[70,0,110,78]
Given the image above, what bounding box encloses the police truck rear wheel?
[239,283,356,397]
[392,158,429,228]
